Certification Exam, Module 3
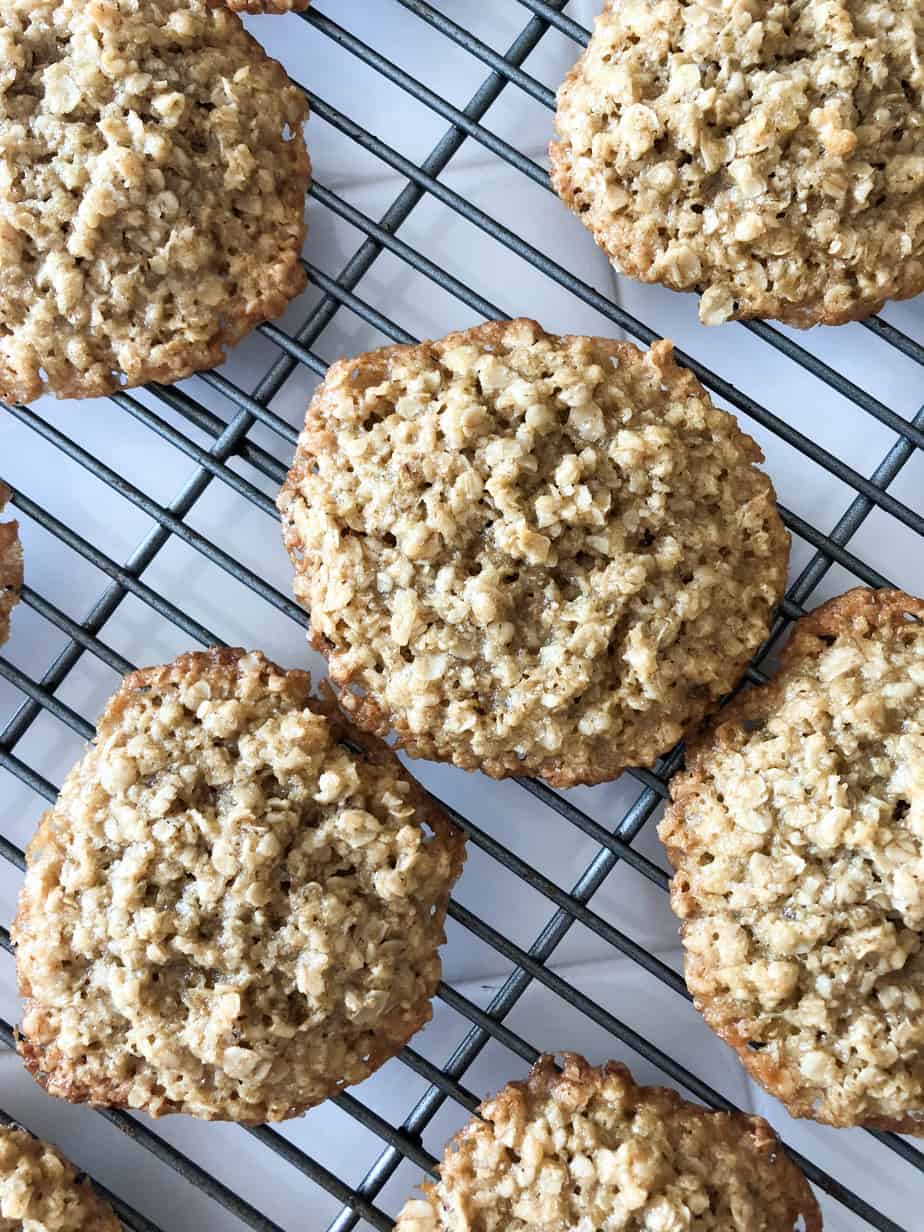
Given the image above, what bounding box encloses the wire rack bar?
[0,1107,164,1232]
[314,5,924,449]
[301,94,924,524]
[0,1016,285,1232]
[1,2,922,1230]
[427,0,924,386]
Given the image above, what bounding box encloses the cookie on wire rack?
[278,317,789,787]
[13,649,465,1123]
[550,1,924,327]
[0,1123,120,1231]
[0,482,22,645]
[394,1053,821,1232]
[225,0,308,11]
[660,587,924,1132]
[0,0,310,403]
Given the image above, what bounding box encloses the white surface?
[1,1,923,1229]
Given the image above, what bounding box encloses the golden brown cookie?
[13,648,465,1123]
[551,1,924,327]
[660,588,924,1131]
[0,0,310,402]
[0,483,22,645]
[225,0,307,11]
[0,1125,119,1231]
[394,1054,821,1232]
[278,318,789,786]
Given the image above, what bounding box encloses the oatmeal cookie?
[13,648,465,1122]
[550,1,924,327]
[278,318,789,786]
[660,588,924,1131]
[225,0,307,11]
[394,1053,821,1232]
[0,483,22,645]
[0,1124,119,1231]
[0,0,310,403]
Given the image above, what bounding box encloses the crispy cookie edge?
[661,586,924,1132]
[0,13,311,404]
[278,318,789,787]
[0,482,23,645]
[397,1052,822,1232]
[13,647,465,1122]
[0,1123,122,1231]
[547,5,924,329]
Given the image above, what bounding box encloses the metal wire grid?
[0,0,922,1228]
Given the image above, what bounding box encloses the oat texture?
[661,588,924,1131]
[551,1,924,327]
[224,0,307,11]
[278,318,789,786]
[0,1125,119,1231]
[0,0,310,402]
[13,648,465,1122]
[0,483,22,645]
[394,1053,821,1232]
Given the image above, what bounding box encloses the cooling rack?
[1,2,923,1229]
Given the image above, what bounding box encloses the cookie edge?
[660,586,924,1132]
[0,10,311,404]
[547,5,924,329]
[397,1052,823,1232]
[13,647,466,1123]
[278,318,789,787]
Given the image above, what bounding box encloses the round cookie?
[13,648,465,1123]
[394,1053,821,1232]
[660,588,924,1131]
[0,483,22,645]
[278,318,789,786]
[0,0,310,403]
[0,1124,119,1231]
[550,1,924,327]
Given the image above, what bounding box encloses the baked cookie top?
[0,0,310,403]
[551,1,924,327]
[0,483,22,645]
[278,318,789,786]
[660,588,924,1131]
[394,1054,821,1232]
[0,1125,119,1232]
[225,0,307,11]
[13,649,465,1122]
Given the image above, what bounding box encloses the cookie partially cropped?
[278,318,789,786]
[0,482,22,645]
[394,1054,821,1232]
[225,0,307,11]
[13,648,465,1122]
[0,1124,119,1231]
[660,588,924,1131]
[551,2,924,327]
[0,0,310,403]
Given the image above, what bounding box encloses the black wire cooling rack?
[1,2,924,1229]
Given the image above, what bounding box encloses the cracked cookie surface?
[0,0,310,401]
[661,588,924,1131]
[551,1,924,326]
[0,1125,119,1231]
[395,1054,821,1231]
[279,318,788,786]
[14,648,464,1122]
